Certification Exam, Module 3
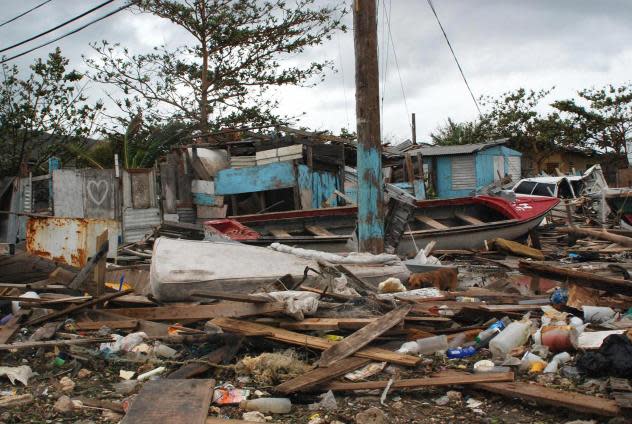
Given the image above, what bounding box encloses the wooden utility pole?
[411,113,417,145]
[354,0,384,254]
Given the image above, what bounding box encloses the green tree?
[0,49,102,177]
[85,0,346,138]
[430,117,490,145]
[553,83,632,159]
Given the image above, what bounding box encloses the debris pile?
[1,221,632,423]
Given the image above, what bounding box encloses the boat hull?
[231,195,558,255]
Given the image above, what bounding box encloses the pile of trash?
[1,231,632,423]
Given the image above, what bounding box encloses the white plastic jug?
[489,320,531,359]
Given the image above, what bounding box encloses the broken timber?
[27,289,133,326]
[474,381,621,417]
[68,238,109,290]
[325,371,514,391]
[211,317,420,366]
[275,356,370,394]
[519,260,632,296]
[318,304,411,367]
[0,337,112,351]
[559,226,632,248]
[112,301,285,321]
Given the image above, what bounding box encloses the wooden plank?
[121,379,214,424]
[455,212,484,225]
[168,335,243,380]
[280,317,380,331]
[112,301,285,321]
[305,225,335,237]
[415,215,448,230]
[75,320,138,331]
[27,289,133,326]
[318,304,412,367]
[275,356,369,394]
[519,260,632,296]
[326,372,514,391]
[474,381,621,417]
[191,291,272,304]
[0,314,22,344]
[93,229,108,298]
[211,317,420,367]
[268,228,292,238]
[68,238,110,290]
[0,337,111,351]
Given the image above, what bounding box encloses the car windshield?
[532,183,556,196]
[514,181,537,195]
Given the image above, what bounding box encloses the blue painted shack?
[407,140,522,199]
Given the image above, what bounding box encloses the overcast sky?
[2,0,632,143]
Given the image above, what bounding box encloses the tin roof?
[406,139,509,157]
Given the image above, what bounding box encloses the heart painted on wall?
[87,180,109,206]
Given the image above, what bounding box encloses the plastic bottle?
[489,319,531,359]
[396,335,448,355]
[543,352,571,374]
[446,346,477,359]
[240,398,292,414]
[416,335,448,354]
[475,317,511,345]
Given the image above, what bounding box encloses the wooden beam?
[190,291,272,304]
[280,317,383,331]
[268,228,292,238]
[415,215,448,230]
[27,289,133,326]
[326,372,514,391]
[93,229,108,298]
[211,317,420,367]
[0,337,112,351]
[68,238,109,290]
[275,356,369,395]
[112,301,285,321]
[559,226,632,248]
[318,305,411,367]
[474,381,621,417]
[519,260,632,296]
[0,313,22,344]
[305,225,335,237]
[74,320,138,331]
[454,212,484,225]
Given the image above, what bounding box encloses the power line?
[0,0,54,28]
[383,0,411,129]
[0,0,117,54]
[426,0,482,116]
[1,2,133,63]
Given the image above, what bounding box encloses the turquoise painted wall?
[215,162,296,195]
[297,165,339,208]
[433,146,521,199]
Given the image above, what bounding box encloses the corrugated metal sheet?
[451,155,476,189]
[26,217,120,267]
[177,207,196,224]
[407,139,508,157]
[122,207,160,243]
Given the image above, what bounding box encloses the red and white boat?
[229,195,559,255]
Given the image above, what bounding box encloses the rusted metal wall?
[26,217,120,267]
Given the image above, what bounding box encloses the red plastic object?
[203,219,261,241]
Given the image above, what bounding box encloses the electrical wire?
[383,0,411,129]
[0,0,117,54]
[1,2,133,63]
[0,0,54,28]
[426,0,482,116]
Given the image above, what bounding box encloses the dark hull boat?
[229,195,559,255]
